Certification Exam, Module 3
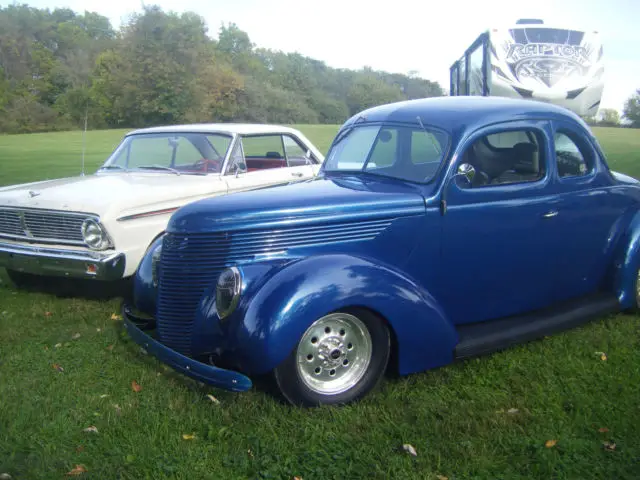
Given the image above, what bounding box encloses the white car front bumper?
[0,241,126,280]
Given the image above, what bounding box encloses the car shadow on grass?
[1,268,132,301]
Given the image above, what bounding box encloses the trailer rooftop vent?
[516,19,544,24]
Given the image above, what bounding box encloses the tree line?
[584,101,640,128]
[0,4,445,134]
[1,4,638,134]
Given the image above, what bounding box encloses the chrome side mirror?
[455,163,476,185]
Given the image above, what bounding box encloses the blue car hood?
[168,174,429,233]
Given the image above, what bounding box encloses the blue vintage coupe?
[123,96,640,406]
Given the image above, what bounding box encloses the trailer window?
[510,28,585,46]
[468,46,484,96]
[458,56,467,95]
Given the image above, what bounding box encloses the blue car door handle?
[543,210,559,218]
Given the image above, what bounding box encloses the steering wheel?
[193,158,221,173]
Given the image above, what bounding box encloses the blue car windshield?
[323,124,449,183]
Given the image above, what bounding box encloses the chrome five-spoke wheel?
[274,308,390,407]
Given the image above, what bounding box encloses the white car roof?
[126,123,308,136]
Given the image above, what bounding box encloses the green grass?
[1,126,640,479]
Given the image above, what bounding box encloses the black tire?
[625,266,640,313]
[273,307,390,407]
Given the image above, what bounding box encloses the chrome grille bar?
[0,207,97,245]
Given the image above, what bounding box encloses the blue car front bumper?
[122,305,253,393]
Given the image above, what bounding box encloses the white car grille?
[0,207,91,245]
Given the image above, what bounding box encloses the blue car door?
[544,120,631,303]
[439,120,559,325]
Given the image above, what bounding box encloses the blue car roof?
[342,96,588,134]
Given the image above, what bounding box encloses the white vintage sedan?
[0,124,324,286]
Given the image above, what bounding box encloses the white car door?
[223,133,317,193]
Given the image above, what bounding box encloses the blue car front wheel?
[274,308,391,407]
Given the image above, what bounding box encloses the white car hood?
[0,172,226,220]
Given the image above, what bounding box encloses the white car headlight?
[81,219,111,250]
[215,267,242,320]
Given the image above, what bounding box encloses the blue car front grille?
[155,218,394,355]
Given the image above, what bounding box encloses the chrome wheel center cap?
[318,336,345,368]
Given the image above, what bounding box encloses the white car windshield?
[100,132,232,175]
[323,124,449,183]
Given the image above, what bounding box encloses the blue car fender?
[611,210,640,309]
[230,254,458,376]
[132,235,164,316]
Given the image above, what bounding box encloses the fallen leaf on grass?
[402,443,417,456]
[436,476,449,480]
[247,449,254,458]
[206,394,220,404]
[99,394,109,399]
[72,333,81,340]
[106,345,114,351]
[75,445,84,453]
[507,408,519,415]
[44,311,52,317]
[65,465,87,476]
[96,328,102,332]
[182,433,196,440]
[598,427,609,433]
[83,426,98,434]
[111,313,122,321]
[54,343,62,348]
[545,439,557,448]
[595,351,608,361]
[52,363,64,373]
[131,380,142,393]
[293,477,302,480]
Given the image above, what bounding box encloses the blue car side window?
[456,128,545,188]
[554,131,593,178]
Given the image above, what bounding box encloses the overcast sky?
[25,0,640,114]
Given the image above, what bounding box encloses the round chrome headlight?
[81,219,111,250]
[215,267,242,320]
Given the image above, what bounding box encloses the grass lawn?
[1,125,640,479]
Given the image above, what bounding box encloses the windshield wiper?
[98,164,126,171]
[136,165,181,175]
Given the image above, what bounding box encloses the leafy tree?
[91,6,214,127]
[598,108,620,126]
[347,73,405,114]
[185,59,245,123]
[0,4,445,133]
[623,89,640,127]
